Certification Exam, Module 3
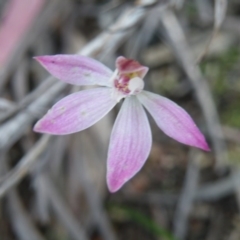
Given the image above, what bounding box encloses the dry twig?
[41,174,89,240]
[0,135,52,198]
[173,150,202,240]
[7,190,45,240]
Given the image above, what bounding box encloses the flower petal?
[107,96,152,192]
[138,91,210,151]
[34,88,117,135]
[34,55,113,86]
[116,56,149,78]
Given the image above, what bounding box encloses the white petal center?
[128,77,144,95]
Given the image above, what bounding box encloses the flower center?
[112,71,144,101]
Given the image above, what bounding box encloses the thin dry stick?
[0,98,15,114]
[41,174,89,240]
[214,0,228,34]
[196,30,219,64]
[0,82,65,150]
[7,190,45,240]
[118,171,240,205]
[159,8,228,168]
[197,0,228,63]
[128,7,161,59]
[12,58,29,101]
[173,150,202,240]
[230,170,240,212]
[173,0,185,9]
[0,135,51,198]
[196,171,240,201]
[195,0,213,24]
[32,159,52,224]
[48,136,70,177]
[32,136,70,224]
[0,76,57,123]
[0,153,45,240]
[80,6,146,57]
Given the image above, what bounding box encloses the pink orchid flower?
[33,55,210,192]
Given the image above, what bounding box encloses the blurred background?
[0,0,240,239]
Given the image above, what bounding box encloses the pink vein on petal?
[107,96,152,192]
[138,91,210,151]
[34,87,117,135]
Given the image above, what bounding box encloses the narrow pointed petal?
[138,91,210,151]
[107,96,152,192]
[34,88,117,135]
[34,55,113,86]
[116,56,149,78]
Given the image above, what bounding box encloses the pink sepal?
[34,88,117,135]
[138,91,210,151]
[34,55,113,86]
[107,96,152,192]
[116,56,148,79]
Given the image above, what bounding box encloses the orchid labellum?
[34,55,210,192]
